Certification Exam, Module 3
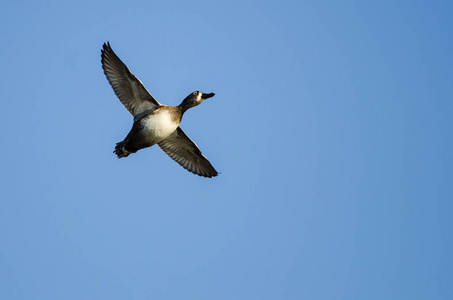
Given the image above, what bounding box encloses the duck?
[101,42,218,178]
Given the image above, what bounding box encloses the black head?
[180,91,215,113]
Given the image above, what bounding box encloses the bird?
[101,42,218,178]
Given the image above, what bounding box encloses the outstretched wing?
[101,42,161,119]
[158,127,218,178]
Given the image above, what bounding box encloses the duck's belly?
[142,110,179,142]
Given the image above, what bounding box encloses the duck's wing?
[158,127,218,178]
[101,42,161,119]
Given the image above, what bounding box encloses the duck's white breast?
[142,110,179,141]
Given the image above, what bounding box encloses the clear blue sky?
[1,0,452,299]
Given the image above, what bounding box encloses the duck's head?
[180,91,215,113]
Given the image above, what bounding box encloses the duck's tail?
[114,141,131,158]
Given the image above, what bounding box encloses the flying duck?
[101,42,218,178]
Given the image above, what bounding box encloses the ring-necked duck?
[101,42,218,178]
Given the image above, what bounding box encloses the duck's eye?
[193,92,198,96]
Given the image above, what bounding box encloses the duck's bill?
[202,92,215,99]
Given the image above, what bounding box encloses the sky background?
[1,0,452,299]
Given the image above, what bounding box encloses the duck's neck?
[179,102,194,114]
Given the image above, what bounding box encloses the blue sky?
[1,0,452,299]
